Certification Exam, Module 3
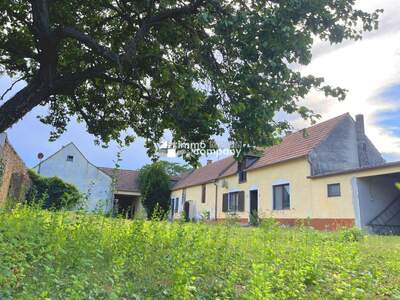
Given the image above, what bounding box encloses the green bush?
[138,162,171,219]
[260,217,280,231]
[249,210,261,227]
[26,170,83,210]
[340,227,365,242]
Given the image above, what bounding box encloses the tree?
[138,162,171,219]
[158,161,193,177]
[0,1,382,164]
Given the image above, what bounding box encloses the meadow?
[1,207,400,299]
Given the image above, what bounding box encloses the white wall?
[33,143,113,211]
[357,174,400,227]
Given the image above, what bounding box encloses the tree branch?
[123,0,204,61]
[62,27,120,64]
[59,1,205,70]
[0,78,50,132]
[0,66,106,132]
[0,77,26,102]
[30,0,50,38]
[54,66,108,95]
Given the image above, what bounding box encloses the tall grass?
[0,206,399,299]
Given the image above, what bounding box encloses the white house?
[33,143,141,216]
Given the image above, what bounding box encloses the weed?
[0,206,399,299]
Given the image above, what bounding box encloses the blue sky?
[378,85,400,137]
[1,0,400,169]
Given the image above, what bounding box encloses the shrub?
[260,217,280,231]
[200,210,211,222]
[249,210,261,227]
[225,212,240,226]
[138,162,171,219]
[340,227,365,242]
[26,170,83,210]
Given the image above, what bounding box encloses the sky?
[1,0,400,169]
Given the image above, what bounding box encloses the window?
[229,192,239,211]
[171,198,175,215]
[66,155,74,162]
[222,191,245,212]
[328,183,341,197]
[174,198,179,213]
[201,185,206,203]
[238,170,247,183]
[238,161,247,183]
[273,184,290,210]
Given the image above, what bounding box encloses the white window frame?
[228,192,240,212]
[272,180,291,211]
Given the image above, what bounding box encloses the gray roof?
[99,167,140,193]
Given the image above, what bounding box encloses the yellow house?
[171,113,400,232]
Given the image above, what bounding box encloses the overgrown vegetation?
[26,170,83,210]
[138,162,171,219]
[1,206,400,299]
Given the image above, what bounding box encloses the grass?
[0,206,400,299]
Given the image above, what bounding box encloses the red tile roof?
[172,156,236,190]
[238,113,349,173]
[173,113,349,188]
[99,167,140,192]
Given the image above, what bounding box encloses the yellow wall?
[309,175,356,219]
[214,158,320,220]
[309,165,400,220]
[172,159,400,222]
[171,182,217,220]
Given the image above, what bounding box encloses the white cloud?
[293,0,400,160]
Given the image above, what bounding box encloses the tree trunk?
[0,79,52,133]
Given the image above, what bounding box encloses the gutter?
[213,180,218,220]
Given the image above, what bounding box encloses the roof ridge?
[32,142,75,169]
[98,166,138,172]
[289,112,349,136]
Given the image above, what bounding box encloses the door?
[250,190,258,215]
[184,201,190,222]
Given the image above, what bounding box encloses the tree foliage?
[158,161,193,177]
[0,0,382,164]
[26,170,83,210]
[138,162,171,219]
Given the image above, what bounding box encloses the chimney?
[355,114,365,136]
[207,159,213,165]
[302,128,309,138]
[355,114,369,167]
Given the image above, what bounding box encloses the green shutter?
[238,191,245,212]
[222,193,228,212]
